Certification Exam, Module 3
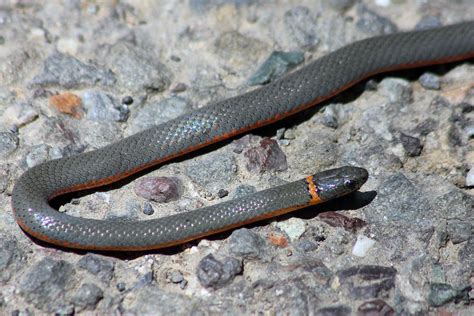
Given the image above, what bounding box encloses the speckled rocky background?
[0,0,473,315]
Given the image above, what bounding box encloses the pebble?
[142,203,154,215]
[315,305,351,316]
[101,41,171,93]
[355,4,398,35]
[0,237,25,283]
[25,144,50,167]
[243,137,288,172]
[337,265,397,299]
[328,0,356,12]
[72,283,104,310]
[233,184,257,198]
[186,154,237,192]
[0,165,8,193]
[196,254,242,289]
[127,96,191,135]
[295,239,318,252]
[352,235,376,257]
[1,102,38,127]
[419,72,440,90]
[399,132,423,157]
[116,282,126,292]
[415,16,442,30]
[379,78,413,104]
[167,271,184,284]
[0,132,18,158]
[121,96,133,105]
[31,52,115,88]
[365,173,429,223]
[427,283,457,307]
[214,31,268,71]
[121,286,199,314]
[283,6,319,50]
[19,258,75,312]
[466,168,474,187]
[82,90,129,122]
[217,189,229,198]
[170,82,187,93]
[134,177,181,203]
[319,212,366,233]
[357,299,394,316]
[49,92,83,118]
[77,254,115,284]
[465,125,474,139]
[275,218,306,242]
[248,51,304,86]
[229,228,266,259]
[446,220,471,244]
[321,105,339,129]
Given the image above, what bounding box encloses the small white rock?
[375,0,391,7]
[466,169,474,187]
[276,218,306,242]
[352,234,376,257]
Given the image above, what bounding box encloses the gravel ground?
[1,0,473,315]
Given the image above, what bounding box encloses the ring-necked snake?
[11,22,474,251]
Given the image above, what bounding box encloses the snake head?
[312,166,368,201]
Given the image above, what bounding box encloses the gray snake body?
[12,22,474,251]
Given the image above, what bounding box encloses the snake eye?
[344,179,355,188]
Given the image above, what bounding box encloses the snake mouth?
[312,166,369,201]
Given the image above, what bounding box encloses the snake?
[11,21,474,251]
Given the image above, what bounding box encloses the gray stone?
[229,228,266,259]
[0,164,8,193]
[248,51,304,86]
[186,153,237,192]
[19,258,74,312]
[399,133,423,157]
[427,283,456,307]
[419,73,440,90]
[415,16,442,30]
[365,173,430,223]
[72,283,104,310]
[379,78,412,104]
[196,254,242,289]
[1,102,38,127]
[77,254,115,283]
[316,305,351,316]
[213,31,268,70]
[328,0,356,12]
[0,237,25,283]
[446,220,471,244]
[0,131,18,158]
[233,184,257,198]
[189,0,258,12]
[122,285,201,315]
[142,203,154,215]
[102,41,171,93]
[25,144,50,167]
[31,52,115,88]
[357,299,394,316]
[284,6,319,50]
[82,90,129,122]
[127,97,191,135]
[356,4,398,35]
